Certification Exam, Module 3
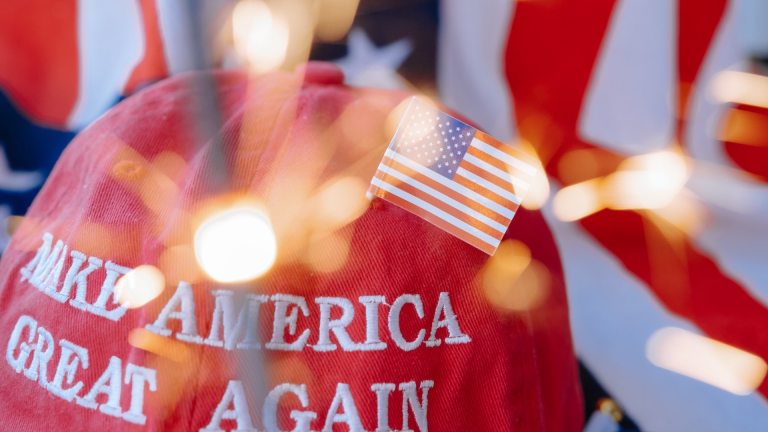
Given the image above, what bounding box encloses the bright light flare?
[313,176,369,231]
[232,0,289,72]
[480,240,550,312]
[646,327,767,396]
[712,70,768,108]
[115,265,165,309]
[603,150,689,210]
[553,150,689,221]
[553,179,603,221]
[194,206,277,283]
[128,328,191,363]
[314,0,360,42]
[520,161,550,210]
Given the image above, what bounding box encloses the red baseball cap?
[0,62,582,431]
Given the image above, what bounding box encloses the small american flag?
[369,98,537,254]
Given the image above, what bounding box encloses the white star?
[334,28,413,89]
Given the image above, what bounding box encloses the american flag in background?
[439,0,768,430]
[369,98,536,254]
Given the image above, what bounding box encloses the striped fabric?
[439,0,768,430]
[369,98,536,254]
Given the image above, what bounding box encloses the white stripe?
[543,198,768,432]
[68,0,143,129]
[456,168,522,204]
[371,178,499,247]
[385,149,515,218]
[470,138,536,176]
[378,165,508,233]
[438,0,516,140]
[463,153,529,191]
[578,0,675,155]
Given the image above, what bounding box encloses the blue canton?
[393,103,476,179]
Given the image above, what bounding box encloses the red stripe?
[453,173,521,215]
[475,130,538,166]
[382,156,513,223]
[374,173,505,238]
[459,158,520,195]
[372,188,497,254]
[505,0,768,399]
[124,0,169,93]
[580,210,768,396]
[0,0,79,126]
[466,145,516,177]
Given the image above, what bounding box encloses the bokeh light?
[480,240,551,312]
[194,206,277,283]
[553,179,603,222]
[314,0,361,42]
[646,327,767,395]
[711,70,768,108]
[553,150,690,221]
[603,150,689,210]
[232,0,290,73]
[115,265,166,309]
[312,176,369,231]
[128,328,192,364]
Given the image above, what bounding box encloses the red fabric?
[505,0,768,399]
[0,0,79,125]
[0,63,581,431]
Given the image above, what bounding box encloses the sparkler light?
[115,265,166,309]
[193,206,277,283]
[647,327,767,396]
[232,0,290,72]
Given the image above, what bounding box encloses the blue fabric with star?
[392,104,476,180]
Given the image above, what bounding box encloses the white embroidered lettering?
[371,383,396,432]
[314,297,361,352]
[5,314,37,373]
[56,251,102,304]
[322,383,364,432]
[399,380,434,432]
[266,294,311,351]
[201,380,257,432]
[23,326,54,386]
[123,363,158,425]
[263,383,316,432]
[359,296,387,351]
[48,339,89,401]
[388,295,426,351]
[146,281,202,343]
[76,356,123,417]
[205,291,267,350]
[425,292,471,347]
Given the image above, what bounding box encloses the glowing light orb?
[115,265,165,309]
[194,207,277,283]
[646,327,767,395]
[232,0,289,73]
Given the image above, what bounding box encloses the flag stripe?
[467,146,514,182]
[456,166,522,203]
[462,153,529,192]
[475,131,538,169]
[376,166,508,233]
[381,156,515,221]
[371,177,499,249]
[471,136,537,176]
[453,172,522,213]
[544,208,768,432]
[384,149,516,218]
[465,145,530,194]
[374,172,506,238]
[371,184,497,255]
